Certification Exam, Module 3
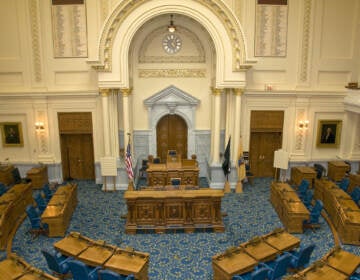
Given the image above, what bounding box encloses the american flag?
[125,142,134,180]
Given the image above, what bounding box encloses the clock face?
[162,34,182,54]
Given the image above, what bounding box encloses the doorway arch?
[157,114,188,162]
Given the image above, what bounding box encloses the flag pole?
[127,133,134,191]
[224,174,231,193]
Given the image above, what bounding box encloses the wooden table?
[212,248,258,280]
[327,161,350,181]
[293,262,348,280]
[26,165,48,189]
[263,229,300,252]
[104,248,150,280]
[323,248,360,276]
[77,243,115,267]
[240,237,279,262]
[291,166,317,188]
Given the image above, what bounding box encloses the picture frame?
[0,122,24,147]
[316,120,342,148]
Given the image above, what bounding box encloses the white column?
[225,89,233,144]
[232,88,243,163]
[211,88,222,165]
[100,88,111,156]
[121,88,132,153]
[109,89,120,157]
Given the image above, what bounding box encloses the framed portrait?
[0,122,24,147]
[316,120,342,148]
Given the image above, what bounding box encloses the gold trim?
[233,88,244,96]
[99,88,111,97]
[121,88,132,96]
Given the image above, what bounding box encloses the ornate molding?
[120,88,132,97]
[29,0,42,83]
[300,0,312,83]
[211,87,223,96]
[138,26,205,63]
[233,88,244,96]
[93,0,248,72]
[100,88,111,97]
[139,69,206,78]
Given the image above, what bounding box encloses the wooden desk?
[327,161,350,181]
[212,248,258,280]
[323,248,360,276]
[0,164,14,186]
[104,248,150,280]
[349,173,360,193]
[26,166,48,189]
[270,182,310,233]
[147,159,199,186]
[240,237,279,262]
[53,232,91,256]
[262,229,300,252]
[41,183,77,237]
[54,233,149,280]
[292,262,348,280]
[124,189,224,234]
[291,166,317,188]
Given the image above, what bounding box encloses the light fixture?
[298,120,309,129]
[167,14,176,33]
[35,121,45,131]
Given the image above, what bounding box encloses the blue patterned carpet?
[6,178,360,279]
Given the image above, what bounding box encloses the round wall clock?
[162,33,182,54]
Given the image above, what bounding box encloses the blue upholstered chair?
[41,249,72,279]
[11,167,31,184]
[153,157,161,164]
[98,269,135,280]
[170,178,181,186]
[258,253,292,280]
[25,205,48,238]
[351,187,360,205]
[0,183,7,195]
[302,189,314,209]
[285,244,316,271]
[68,260,101,280]
[34,192,47,214]
[303,200,323,231]
[313,164,326,179]
[296,179,309,200]
[42,183,54,203]
[232,267,270,280]
[338,177,350,192]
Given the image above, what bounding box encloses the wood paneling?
[58,112,92,134]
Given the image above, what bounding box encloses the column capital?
[211,87,223,96]
[233,88,244,96]
[99,88,111,97]
[120,88,133,97]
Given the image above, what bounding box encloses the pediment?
[144,85,200,107]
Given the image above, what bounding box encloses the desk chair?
[337,177,350,192]
[302,189,314,209]
[285,243,316,272]
[139,159,148,178]
[351,187,360,205]
[41,249,72,279]
[296,179,310,200]
[68,260,101,280]
[232,267,270,280]
[25,205,48,238]
[11,167,31,184]
[170,178,181,186]
[313,164,326,179]
[153,157,161,164]
[34,192,47,214]
[0,183,7,195]
[303,200,323,231]
[258,253,292,280]
[98,269,135,280]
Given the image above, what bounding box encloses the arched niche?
[144,85,200,157]
[90,0,252,88]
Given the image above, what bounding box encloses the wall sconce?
[35,121,45,132]
[298,120,309,129]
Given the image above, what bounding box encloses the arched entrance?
[156,114,187,162]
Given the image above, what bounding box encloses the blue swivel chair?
[98,269,135,280]
[0,183,7,195]
[286,244,316,271]
[303,200,323,231]
[42,183,54,203]
[338,177,350,192]
[258,253,292,280]
[296,179,310,200]
[313,164,325,179]
[170,178,181,186]
[232,267,271,280]
[350,187,360,205]
[302,189,314,209]
[68,260,101,280]
[41,249,72,279]
[25,205,48,238]
[34,192,47,214]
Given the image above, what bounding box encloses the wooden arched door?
[156,114,187,162]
